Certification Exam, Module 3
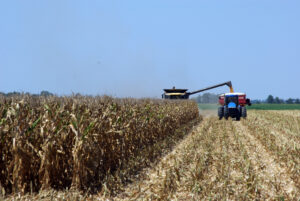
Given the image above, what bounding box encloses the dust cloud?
[198,109,218,118]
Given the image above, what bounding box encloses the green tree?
[6,91,21,96]
[195,95,202,103]
[202,93,210,103]
[274,97,284,104]
[252,99,261,104]
[266,95,274,104]
[40,90,53,96]
[286,98,294,104]
[295,99,300,104]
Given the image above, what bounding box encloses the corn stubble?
[113,111,300,200]
[0,95,200,196]
[3,97,300,200]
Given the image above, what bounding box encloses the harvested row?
[249,111,300,150]
[115,114,300,200]
[242,111,300,190]
[233,121,299,199]
[179,119,263,200]
[254,110,300,142]
[190,120,261,200]
[115,118,264,200]
[272,110,300,118]
[114,117,218,200]
[0,95,200,195]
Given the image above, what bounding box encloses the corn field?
[3,100,300,200]
[0,95,200,197]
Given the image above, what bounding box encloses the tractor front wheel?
[224,107,229,120]
[218,107,224,120]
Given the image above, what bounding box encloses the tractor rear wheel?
[241,107,247,118]
[218,107,224,120]
[224,107,229,120]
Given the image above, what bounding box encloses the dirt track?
[115,110,300,200]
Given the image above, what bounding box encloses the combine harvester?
[162,81,251,121]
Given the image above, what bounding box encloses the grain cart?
[218,93,251,120]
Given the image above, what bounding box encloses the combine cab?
[162,87,189,99]
[218,93,251,120]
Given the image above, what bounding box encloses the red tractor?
[218,93,251,120]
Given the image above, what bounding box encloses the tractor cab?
[225,94,239,108]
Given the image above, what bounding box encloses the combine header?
[162,81,251,120]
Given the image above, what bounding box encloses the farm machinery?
[162,81,251,120]
[218,92,251,120]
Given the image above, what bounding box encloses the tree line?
[0,91,54,97]
[254,95,300,104]
[193,93,219,103]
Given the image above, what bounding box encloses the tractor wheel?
[218,107,224,120]
[224,107,229,120]
[241,107,247,118]
[236,113,241,121]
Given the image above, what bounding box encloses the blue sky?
[1,1,299,99]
